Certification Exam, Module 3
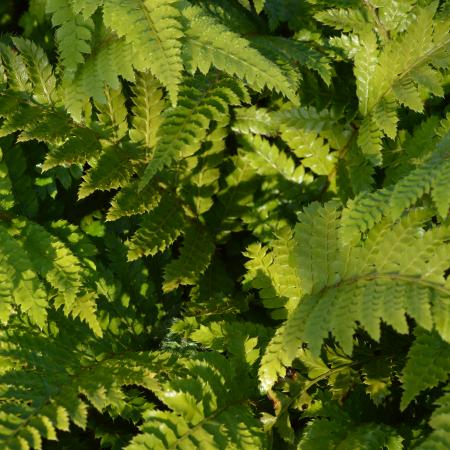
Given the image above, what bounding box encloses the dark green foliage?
[0,1,449,449]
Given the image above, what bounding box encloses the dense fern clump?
[0,1,449,448]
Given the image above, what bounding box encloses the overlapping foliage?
[0,0,449,448]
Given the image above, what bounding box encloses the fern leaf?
[106,180,162,221]
[239,134,305,184]
[271,106,337,135]
[369,2,448,113]
[401,330,450,410]
[127,353,267,450]
[357,115,383,164]
[392,77,423,112]
[1,144,39,217]
[0,224,48,328]
[103,0,183,105]
[249,36,333,85]
[0,42,31,92]
[431,158,450,217]
[232,106,278,137]
[244,228,303,320]
[293,201,341,293]
[10,37,56,104]
[0,333,167,450]
[0,148,14,211]
[62,28,135,121]
[78,142,145,199]
[129,71,166,149]
[46,0,94,79]
[182,5,297,102]
[95,86,129,141]
[259,205,450,390]
[372,97,398,139]
[354,29,379,116]
[162,224,215,292]
[315,7,368,33]
[19,220,83,308]
[127,194,186,261]
[410,65,444,98]
[340,188,392,244]
[138,77,242,189]
[389,157,441,220]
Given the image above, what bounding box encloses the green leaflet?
[126,353,268,450]
[138,76,243,189]
[126,194,186,261]
[401,330,450,410]
[0,330,168,450]
[181,4,297,103]
[162,223,215,292]
[259,203,450,391]
[0,224,48,328]
[46,0,94,80]
[102,0,183,106]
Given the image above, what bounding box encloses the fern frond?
[0,148,14,211]
[0,42,31,92]
[129,71,166,149]
[249,36,333,85]
[340,188,392,244]
[42,127,101,170]
[10,37,56,104]
[392,76,423,112]
[162,224,215,292]
[127,353,267,450]
[0,218,103,335]
[372,4,447,114]
[0,332,169,450]
[231,106,277,137]
[0,224,48,328]
[106,181,162,222]
[354,29,379,116]
[1,143,39,217]
[315,7,368,33]
[372,97,398,139]
[62,27,135,121]
[127,194,186,261]
[46,0,94,80]
[102,0,183,105]
[431,158,450,217]
[270,105,337,134]
[259,204,450,390]
[181,5,297,102]
[78,143,145,199]
[138,77,242,189]
[389,144,448,219]
[18,220,83,308]
[239,134,304,184]
[293,201,342,293]
[244,228,303,320]
[357,115,383,164]
[95,86,129,141]
[400,330,450,410]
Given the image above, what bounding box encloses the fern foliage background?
[0,0,449,448]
